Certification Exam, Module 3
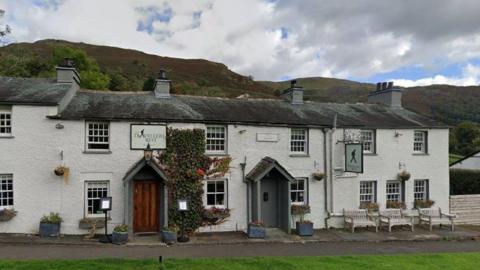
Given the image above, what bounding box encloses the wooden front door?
[133,181,160,233]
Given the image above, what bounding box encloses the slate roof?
[49,89,447,128]
[246,156,296,182]
[0,77,71,105]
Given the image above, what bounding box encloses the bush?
[113,224,128,233]
[450,169,480,195]
[40,212,63,224]
[414,199,435,208]
[386,201,405,209]
[359,202,379,212]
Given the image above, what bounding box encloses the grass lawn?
[1,253,480,270]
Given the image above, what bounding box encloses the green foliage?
[450,121,480,156]
[143,76,155,91]
[79,70,110,90]
[113,224,128,233]
[40,212,63,224]
[414,199,435,209]
[450,169,480,195]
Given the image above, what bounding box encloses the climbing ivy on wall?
[159,128,231,234]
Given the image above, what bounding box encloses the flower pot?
[39,223,61,237]
[161,230,177,244]
[112,231,128,245]
[312,172,325,181]
[54,168,65,176]
[296,222,314,236]
[247,224,266,238]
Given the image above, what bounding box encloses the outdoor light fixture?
[144,143,153,161]
[55,123,64,129]
[99,196,112,243]
[177,199,189,242]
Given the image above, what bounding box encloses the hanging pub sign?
[345,143,364,173]
[130,124,167,150]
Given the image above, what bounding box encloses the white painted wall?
[0,104,450,235]
[450,153,480,170]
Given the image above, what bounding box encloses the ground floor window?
[291,178,307,205]
[414,179,429,201]
[386,181,402,204]
[205,179,227,208]
[85,181,109,217]
[359,181,376,206]
[0,174,13,207]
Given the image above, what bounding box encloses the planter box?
[39,223,61,237]
[296,222,314,236]
[247,224,266,238]
[161,231,177,244]
[78,219,105,230]
[112,232,128,245]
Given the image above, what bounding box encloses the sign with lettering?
[256,133,279,142]
[345,143,363,173]
[130,124,166,150]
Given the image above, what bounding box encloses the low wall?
[450,194,480,225]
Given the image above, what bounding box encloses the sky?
[1,0,480,86]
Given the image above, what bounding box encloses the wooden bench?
[343,209,378,233]
[379,209,414,232]
[418,208,456,231]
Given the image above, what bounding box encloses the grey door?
[261,178,278,227]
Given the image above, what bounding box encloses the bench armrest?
[344,216,354,222]
[442,213,456,219]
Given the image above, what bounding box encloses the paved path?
[0,241,480,260]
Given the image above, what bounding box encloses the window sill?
[0,135,14,139]
[289,153,310,158]
[83,150,112,154]
[205,152,228,157]
[363,153,377,156]
[412,153,429,156]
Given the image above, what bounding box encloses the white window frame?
[413,130,427,154]
[290,178,308,205]
[205,125,227,155]
[205,179,227,208]
[360,130,375,154]
[386,180,402,203]
[414,179,429,201]
[85,121,110,151]
[84,181,110,218]
[290,128,308,154]
[359,181,376,205]
[0,174,13,208]
[0,109,12,137]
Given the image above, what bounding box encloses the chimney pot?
[158,69,167,80]
[381,82,388,90]
[387,81,394,89]
[291,80,297,88]
[281,80,303,104]
[376,82,381,91]
[368,83,402,107]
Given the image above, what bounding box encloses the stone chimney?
[368,81,402,107]
[154,69,171,98]
[56,58,80,86]
[281,80,304,104]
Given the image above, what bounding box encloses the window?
[359,181,376,205]
[0,110,12,136]
[290,128,308,154]
[85,181,109,217]
[386,181,402,203]
[206,125,227,154]
[291,178,307,204]
[360,130,375,154]
[414,179,429,201]
[86,122,110,151]
[0,174,13,207]
[205,179,226,208]
[413,130,427,153]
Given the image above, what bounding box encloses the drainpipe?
[322,128,330,228]
[240,156,249,225]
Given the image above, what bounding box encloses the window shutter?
[373,181,377,203]
[426,180,430,200]
[401,181,406,203]
[425,131,428,154]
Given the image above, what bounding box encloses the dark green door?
[261,178,278,227]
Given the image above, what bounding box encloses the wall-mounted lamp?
[238,129,247,134]
[55,123,64,129]
[394,131,403,137]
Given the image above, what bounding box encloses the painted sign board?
[130,124,166,150]
[256,133,279,142]
[345,143,363,173]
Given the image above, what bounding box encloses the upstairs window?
[360,130,375,154]
[85,181,109,217]
[0,174,13,207]
[290,128,308,154]
[413,130,427,154]
[0,109,12,136]
[205,179,227,208]
[206,125,227,154]
[86,122,110,151]
[290,178,307,205]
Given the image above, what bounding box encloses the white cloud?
[393,64,480,87]
[3,0,480,84]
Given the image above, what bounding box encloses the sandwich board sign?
[345,143,363,173]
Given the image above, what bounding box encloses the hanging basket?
[312,172,325,181]
[54,166,70,184]
[0,209,17,222]
[398,171,411,181]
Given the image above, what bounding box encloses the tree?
[451,121,480,156]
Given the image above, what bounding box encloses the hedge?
[450,169,480,195]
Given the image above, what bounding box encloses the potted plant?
[386,201,406,209]
[0,208,17,222]
[312,172,325,181]
[161,224,178,244]
[112,224,129,245]
[360,202,379,214]
[291,204,314,236]
[398,170,411,181]
[414,199,435,209]
[247,221,265,238]
[39,212,62,237]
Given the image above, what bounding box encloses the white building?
[0,64,449,235]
